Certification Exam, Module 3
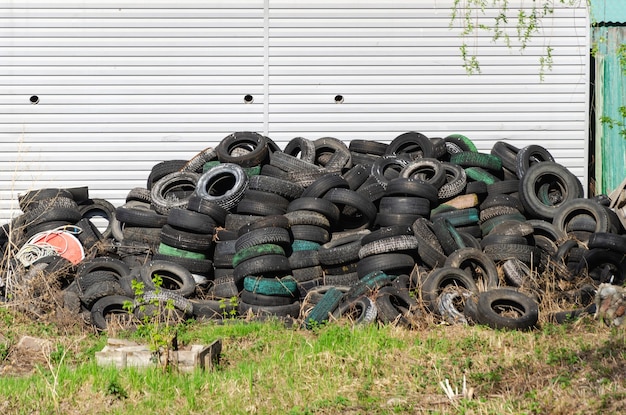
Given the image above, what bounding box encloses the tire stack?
[2,130,626,332]
[234,218,300,319]
[155,207,216,289]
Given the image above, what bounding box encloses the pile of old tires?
[1,131,624,331]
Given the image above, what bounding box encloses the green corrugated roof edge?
[591,0,626,25]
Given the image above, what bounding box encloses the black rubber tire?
[438,163,467,200]
[22,205,82,229]
[490,141,520,172]
[575,248,626,285]
[483,243,540,266]
[236,190,290,216]
[552,198,611,236]
[235,226,292,251]
[195,163,248,211]
[385,131,435,160]
[356,253,415,279]
[287,197,341,225]
[270,151,322,174]
[289,250,320,269]
[283,136,317,163]
[216,131,269,168]
[126,187,152,203]
[210,272,240,298]
[384,178,439,205]
[323,188,377,231]
[290,225,330,244]
[139,260,197,298]
[375,286,420,328]
[146,160,187,190]
[233,254,291,280]
[80,280,125,309]
[238,300,300,319]
[240,289,296,306]
[487,179,520,195]
[180,146,218,174]
[159,224,213,252]
[349,139,388,156]
[547,304,596,324]
[191,298,233,320]
[361,225,413,245]
[519,162,584,221]
[358,234,419,259]
[378,196,431,216]
[501,258,533,287]
[588,232,626,254]
[76,270,120,295]
[149,171,200,215]
[301,173,350,198]
[399,158,446,189]
[134,290,194,318]
[166,208,216,234]
[376,214,425,231]
[369,155,410,188]
[318,230,370,265]
[480,193,525,212]
[186,194,229,225]
[284,210,331,228]
[515,144,555,179]
[420,267,479,313]
[342,164,370,190]
[480,233,529,249]
[78,198,116,239]
[431,217,463,256]
[411,218,447,269]
[355,180,386,206]
[332,296,378,325]
[213,239,237,267]
[90,295,134,331]
[115,204,168,228]
[313,136,352,171]
[75,217,103,252]
[431,208,480,227]
[247,174,304,200]
[475,288,539,330]
[77,256,131,280]
[324,272,360,287]
[343,271,397,302]
[18,188,75,211]
[444,247,499,289]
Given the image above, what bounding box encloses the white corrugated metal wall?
[0,0,589,222]
[0,1,266,221]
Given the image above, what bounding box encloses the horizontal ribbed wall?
[267,0,589,179]
[0,1,265,219]
[0,0,589,221]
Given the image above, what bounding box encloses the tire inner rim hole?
[491,300,525,318]
[153,272,182,290]
[206,173,236,196]
[228,140,257,155]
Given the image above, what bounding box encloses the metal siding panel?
[0,0,590,221]
[0,1,265,220]
[594,26,626,194]
[267,0,589,183]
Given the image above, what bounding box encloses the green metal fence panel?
[593,26,626,194]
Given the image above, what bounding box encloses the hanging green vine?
[449,0,582,78]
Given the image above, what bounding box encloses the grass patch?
[0,310,625,414]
